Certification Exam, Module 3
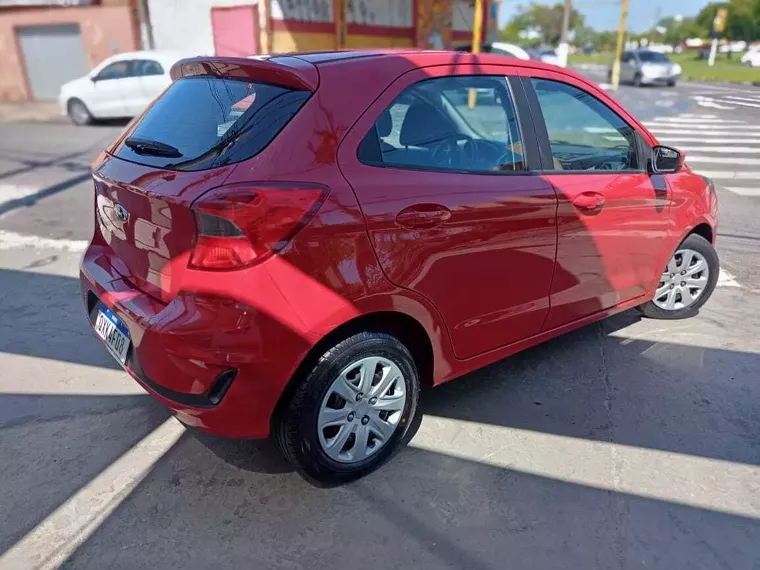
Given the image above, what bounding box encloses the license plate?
[94,307,131,364]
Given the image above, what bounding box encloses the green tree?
[501,2,585,45]
[695,0,760,40]
[656,16,707,44]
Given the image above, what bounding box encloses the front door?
[525,75,671,330]
[90,60,132,117]
[339,68,558,360]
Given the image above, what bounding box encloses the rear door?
[522,73,671,330]
[338,66,558,360]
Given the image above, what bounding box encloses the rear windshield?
[114,77,310,171]
[637,51,670,63]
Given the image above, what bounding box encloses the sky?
[497,0,713,33]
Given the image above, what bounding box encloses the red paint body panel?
[80,51,718,438]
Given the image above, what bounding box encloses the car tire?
[639,233,719,320]
[274,331,420,485]
[633,73,643,87]
[67,98,92,126]
[667,80,677,87]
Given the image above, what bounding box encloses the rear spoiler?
[170,56,319,91]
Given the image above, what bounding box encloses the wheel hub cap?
[653,248,709,311]
[317,356,407,464]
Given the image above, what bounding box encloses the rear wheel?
[67,98,92,126]
[639,234,719,320]
[667,80,677,87]
[275,332,420,485]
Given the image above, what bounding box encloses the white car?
[741,48,760,67]
[58,51,191,125]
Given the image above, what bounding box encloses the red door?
[526,74,672,330]
[338,67,558,360]
[211,6,260,57]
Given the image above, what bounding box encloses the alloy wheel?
[317,356,406,463]
[653,248,710,311]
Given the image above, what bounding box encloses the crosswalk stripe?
[686,156,760,165]
[646,117,745,124]
[723,95,760,104]
[676,146,760,154]
[691,170,760,180]
[723,187,760,196]
[644,123,760,130]
[650,130,760,136]
[658,137,760,144]
[719,99,760,109]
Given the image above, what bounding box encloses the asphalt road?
[0,78,759,570]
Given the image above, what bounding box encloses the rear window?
[114,77,310,171]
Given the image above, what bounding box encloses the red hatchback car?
[81,50,718,483]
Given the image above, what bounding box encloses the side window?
[531,78,640,172]
[133,60,164,77]
[362,75,526,173]
[94,61,131,81]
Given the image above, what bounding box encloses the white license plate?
[94,307,131,364]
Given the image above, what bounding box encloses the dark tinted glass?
[114,77,310,171]
[133,59,164,76]
[637,51,670,63]
[96,61,130,81]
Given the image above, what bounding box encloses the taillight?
[189,183,328,271]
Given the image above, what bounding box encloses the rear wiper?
[124,137,182,158]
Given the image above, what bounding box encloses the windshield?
[114,77,310,171]
[638,51,670,63]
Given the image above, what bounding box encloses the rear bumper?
[80,244,309,438]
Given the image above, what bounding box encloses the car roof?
[272,48,559,71]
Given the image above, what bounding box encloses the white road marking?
[658,138,760,144]
[644,123,760,130]
[0,184,40,204]
[645,117,745,124]
[723,95,760,104]
[717,269,743,288]
[673,114,717,119]
[694,170,760,180]
[0,418,185,570]
[0,230,87,252]
[648,129,760,136]
[719,99,760,109]
[723,186,760,197]
[675,146,760,154]
[686,156,760,166]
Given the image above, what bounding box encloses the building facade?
[0,0,140,102]
[0,0,490,102]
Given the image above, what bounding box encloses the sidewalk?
[0,102,65,124]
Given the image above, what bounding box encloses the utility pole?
[610,0,629,91]
[468,0,484,108]
[558,0,572,67]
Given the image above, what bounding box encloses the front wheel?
[275,332,420,485]
[67,98,92,126]
[639,233,719,320]
[633,73,643,87]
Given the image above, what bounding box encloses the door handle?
[572,192,605,212]
[395,204,452,229]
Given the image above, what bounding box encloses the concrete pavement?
[0,81,759,569]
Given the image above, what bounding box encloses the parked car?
[454,42,539,61]
[741,47,760,67]
[611,49,681,87]
[539,48,560,66]
[58,51,191,125]
[81,50,719,484]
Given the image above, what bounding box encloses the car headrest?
[399,103,456,147]
[376,110,392,138]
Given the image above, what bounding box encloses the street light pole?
[610,0,629,91]
[558,0,572,67]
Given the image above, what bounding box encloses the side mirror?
[650,145,681,174]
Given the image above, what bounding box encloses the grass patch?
[569,51,760,83]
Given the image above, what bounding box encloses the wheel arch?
[688,222,714,244]
[272,308,442,431]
